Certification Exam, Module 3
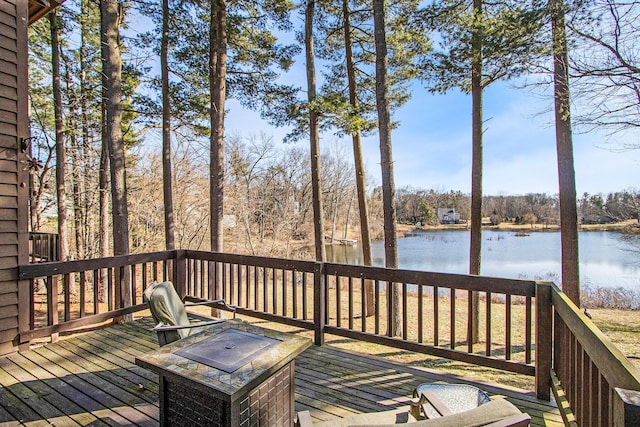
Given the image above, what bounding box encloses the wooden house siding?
[0,0,27,356]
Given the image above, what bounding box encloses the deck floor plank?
[69,333,159,384]
[50,339,160,404]
[300,344,564,426]
[74,332,161,389]
[27,345,157,426]
[29,340,160,427]
[5,352,110,427]
[298,349,421,400]
[56,336,160,396]
[95,326,157,352]
[0,404,18,424]
[0,357,83,426]
[113,319,158,343]
[0,372,45,425]
[0,317,563,426]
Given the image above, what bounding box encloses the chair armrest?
[422,391,453,416]
[153,319,225,332]
[410,390,453,419]
[184,299,237,317]
[483,413,531,427]
[295,411,313,427]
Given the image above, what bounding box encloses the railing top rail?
[19,250,177,279]
[552,284,640,392]
[323,262,537,297]
[184,250,318,272]
[184,251,536,296]
[29,231,59,237]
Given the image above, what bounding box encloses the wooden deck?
[0,317,563,426]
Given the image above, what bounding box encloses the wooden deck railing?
[17,249,640,424]
[180,253,540,362]
[320,263,543,374]
[552,285,640,425]
[28,232,60,263]
[179,251,317,330]
[18,250,176,341]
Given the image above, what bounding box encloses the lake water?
[326,230,640,290]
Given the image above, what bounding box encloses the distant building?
[438,208,461,224]
[581,214,614,225]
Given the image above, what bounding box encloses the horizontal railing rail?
[18,250,177,341]
[552,285,640,426]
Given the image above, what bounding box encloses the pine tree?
[423,0,547,342]
[101,0,133,318]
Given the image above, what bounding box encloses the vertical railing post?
[47,276,59,343]
[314,262,325,346]
[536,281,553,401]
[63,274,71,321]
[174,250,187,299]
[54,233,60,261]
[553,309,563,383]
[614,388,640,426]
[387,281,393,337]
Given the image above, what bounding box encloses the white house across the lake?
[438,208,461,224]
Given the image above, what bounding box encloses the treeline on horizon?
[394,187,640,226]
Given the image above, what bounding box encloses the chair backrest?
[144,281,191,341]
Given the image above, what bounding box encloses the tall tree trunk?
[209,0,226,253]
[69,117,85,260]
[101,0,132,320]
[373,0,399,336]
[49,10,69,265]
[98,136,109,302]
[343,0,374,315]
[161,0,175,251]
[71,128,85,260]
[208,0,227,306]
[63,53,85,261]
[551,0,579,305]
[468,0,482,345]
[80,0,94,258]
[78,8,88,260]
[99,7,109,302]
[305,0,326,262]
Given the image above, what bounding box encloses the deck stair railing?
[17,249,640,425]
[28,232,60,263]
[551,286,640,426]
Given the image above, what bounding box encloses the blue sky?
[224,77,640,196]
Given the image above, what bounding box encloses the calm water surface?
[326,230,640,289]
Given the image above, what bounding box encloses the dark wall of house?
[0,0,28,355]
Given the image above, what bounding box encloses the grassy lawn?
[588,308,640,365]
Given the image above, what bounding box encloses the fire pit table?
[135,319,311,427]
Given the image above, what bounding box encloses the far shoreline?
[397,219,638,235]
